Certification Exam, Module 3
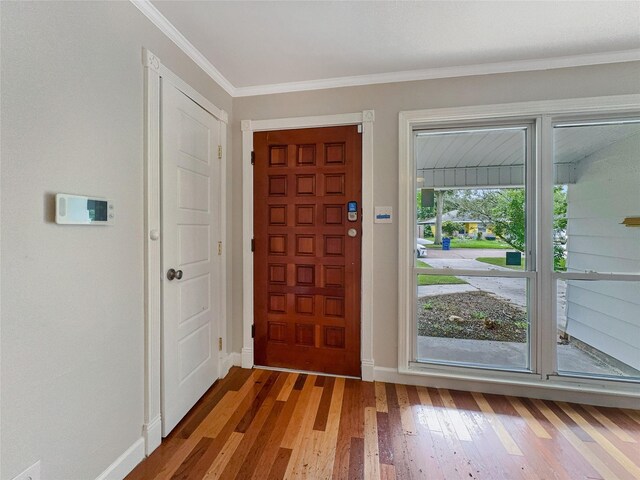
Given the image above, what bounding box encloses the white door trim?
[143,48,228,456]
[241,111,375,381]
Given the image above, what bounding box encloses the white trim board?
[233,49,640,97]
[143,48,229,458]
[398,94,640,403]
[373,367,640,410]
[221,352,243,378]
[131,0,234,96]
[242,111,375,381]
[131,0,640,97]
[95,438,145,480]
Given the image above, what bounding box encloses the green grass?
[416,260,467,286]
[476,257,524,270]
[425,238,511,249]
[475,256,524,270]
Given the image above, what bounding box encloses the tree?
[553,186,568,271]
[433,190,456,245]
[435,191,444,245]
[455,189,525,251]
[491,189,526,251]
[456,187,568,269]
[553,186,567,231]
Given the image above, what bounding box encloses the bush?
[554,244,567,271]
[442,220,463,237]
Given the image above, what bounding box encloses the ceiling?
[139,1,640,96]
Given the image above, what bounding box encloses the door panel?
[254,126,362,377]
[161,81,220,436]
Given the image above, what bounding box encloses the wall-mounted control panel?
[55,193,114,225]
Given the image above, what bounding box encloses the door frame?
[143,49,229,455]
[241,111,375,380]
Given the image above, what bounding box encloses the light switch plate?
[374,206,393,224]
[11,461,40,480]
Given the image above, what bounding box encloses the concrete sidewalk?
[418,255,567,319]
[426,247,510,259]
[419,256,527,306]
[417,336,638,376]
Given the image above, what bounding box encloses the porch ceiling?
[416,122,640,171]
[415,122,639,188]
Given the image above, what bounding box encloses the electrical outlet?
[11,460,41,480]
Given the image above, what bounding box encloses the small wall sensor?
[55,193,114,225]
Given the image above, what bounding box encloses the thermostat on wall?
[55,193,114,225]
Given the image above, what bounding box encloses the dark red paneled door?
[253,126,362,377]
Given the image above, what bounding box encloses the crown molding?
[130,0,236,96]
[233,49,640,97]
[131,0,640,99]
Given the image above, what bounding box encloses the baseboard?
[241,347,253,369]
[220,352,243,378]
[374,366,640,409]
[361,359,375,382]
[230,352,242,366]
[95,437,145,480]
[143,415,162,456]
[220,353,233,377]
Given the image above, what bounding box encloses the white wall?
[232,61,640,370]
[2,2,640,477]
[565,132,640,370]
[0,2,231,479]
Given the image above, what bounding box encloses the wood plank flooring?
[126,367,640,480]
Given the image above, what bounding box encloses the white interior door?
[161,80,221,436]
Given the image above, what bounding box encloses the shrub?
[442,221,463,238]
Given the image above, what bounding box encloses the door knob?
[167,268,183,280]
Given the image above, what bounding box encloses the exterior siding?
[565,132,640,370]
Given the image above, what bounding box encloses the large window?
[413,125,535,372]
[399,98,640,390]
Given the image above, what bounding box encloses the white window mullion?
[539,115,556,378]
[398,113,414,371]
[526,121,539,374]
[415,268,536,279]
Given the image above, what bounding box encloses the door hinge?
[251,324,255,338]
[218,241,222,256]
[218,337,222,351]
[218,145,223,159]
[251,151,255,165]
[251,238,255,252]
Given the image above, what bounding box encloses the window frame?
[398,95,640,394]
[411,121,537,373]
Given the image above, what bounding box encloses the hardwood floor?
[126,367,640,480]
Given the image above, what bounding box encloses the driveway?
[421,256,526,306]
[426,247,509,259]
[418,253,567,317]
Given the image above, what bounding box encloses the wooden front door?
[253,126,362,377]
